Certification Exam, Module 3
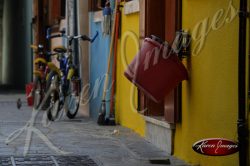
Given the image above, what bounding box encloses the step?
[144,116,175,155]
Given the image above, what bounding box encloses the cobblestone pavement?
[0,94,188,166]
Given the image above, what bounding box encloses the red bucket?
[124,37,188,103]
[26,83,34,106]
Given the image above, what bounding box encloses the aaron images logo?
[192,138,239,156]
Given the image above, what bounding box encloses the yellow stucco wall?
[174,0,240,166]
[115,7,145,136]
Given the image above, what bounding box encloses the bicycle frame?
[31,44,57,109]
[45,28,98,120]
[58,52,75,95]
[48,30,98,96]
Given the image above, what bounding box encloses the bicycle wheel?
[41,71,55,110]
[33,76,42,109]
[47,90,60,121]
[65,78,80,119]
[47,74,60,121]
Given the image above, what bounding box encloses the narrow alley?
[0,94,187,166]
[0,0,249,166]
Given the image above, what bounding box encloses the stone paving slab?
[0,94,189,166]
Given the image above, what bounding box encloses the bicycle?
[31,44,58,110]
[45,29,98,121]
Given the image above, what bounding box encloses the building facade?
[33,0,249,165]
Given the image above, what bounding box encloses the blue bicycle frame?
[46,27,99,96]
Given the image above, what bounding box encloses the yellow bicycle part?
[67,68,75,80]
[34,58,47,64]
[47,62,62,77]
[33,70,43,77]
[30,44,38,50]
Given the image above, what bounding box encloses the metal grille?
[0,155,98,166]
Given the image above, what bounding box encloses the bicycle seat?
[53,46,67,53]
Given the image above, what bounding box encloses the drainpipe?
[73,0,79,66]
[238,0,249,165]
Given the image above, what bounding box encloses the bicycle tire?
[47,90,60,121]
[33,76,42,110]
[41,71,55,110]
[65,78,80,119]
[46,74,60,121]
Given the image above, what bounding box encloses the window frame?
[139,0,182,124]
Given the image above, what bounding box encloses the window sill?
[124,0,140,15]
[144,116,175,130]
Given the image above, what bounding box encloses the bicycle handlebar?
[46,27,65,40]
[46,52,58,56]
[46,27,99,44]
[90,31,99,43]
[47,34,63,39]
[69,31,98,44]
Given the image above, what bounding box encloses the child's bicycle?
[45,29,98,121]
[31,44,58,110]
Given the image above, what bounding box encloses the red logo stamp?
[192,138,238,156]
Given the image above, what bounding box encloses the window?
[89,0,108,11]
[48,0,66,26]
[139,0,182,123]
[61,0,66,18]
